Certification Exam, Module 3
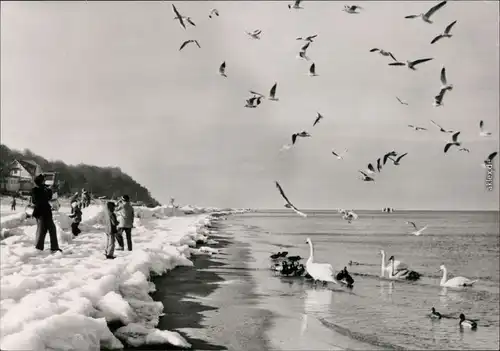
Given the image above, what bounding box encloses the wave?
[318,317,407,351]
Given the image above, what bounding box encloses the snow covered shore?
[0,202,246,350]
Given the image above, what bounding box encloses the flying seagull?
[365,163,376,174]
[292,131,311,145]
[396,97,409,105]
[332,149,348,160]
[405,1,447,23]
[406,221,428,236]
[431,20,457,44]
[444,132,461,153]
[219,61,227,77]
[297,34,317,42]
[179,40,201,51]
[288,0,304,10]
[359,170,375,182]
[370,48,398,62]
[389,58,433,70]
[458,148,470,153]
[209,9,219,18]
[268,82,279,101]
[172,4,186,29]
[376,158,382,172]
[246,29,262,40]
[482,152,498,168]
[244,96,258,108]
[249,90,264,97]
[479,120,492,137]
[275,181,307,217]
[297,42,311,61]
[433,88,447,107]
[440,66,453,91]
[430,120,453,133]
[387,153,408,166]
[313,112,323,127]
[175,16,196,27]
[383,151,398,165]
[408,125,427,131]
[308,63,318,76]
[343,5,363,14]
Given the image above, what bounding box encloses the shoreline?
[149,218,275,351]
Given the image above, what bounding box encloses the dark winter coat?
[31,185,53,218]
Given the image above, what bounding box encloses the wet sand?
[151,221,274,351]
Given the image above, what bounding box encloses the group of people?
[70,189,91,208]
[29,173,135,258]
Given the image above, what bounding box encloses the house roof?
[18,160,40,177]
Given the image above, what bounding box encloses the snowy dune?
[0,201,247,350]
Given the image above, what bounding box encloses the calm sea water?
[226,210,500,350]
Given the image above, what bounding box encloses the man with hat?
[31,174,61,253]
[115,194,135,251]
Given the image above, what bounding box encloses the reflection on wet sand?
[379,281,394,303]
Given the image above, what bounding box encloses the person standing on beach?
[68,201,82,236]
[116,195,134,251]
[103,201,118,259]
[31,174,62,253]
[10,195,16,211]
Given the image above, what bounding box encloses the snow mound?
[0,203,227,350]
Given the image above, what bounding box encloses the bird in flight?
[297,34,317,42]
[433,88,447,107]
[405,1,447,23]
[219,61,227,77]
[479,120,492,137]
[396,97,408,105]
[275,181,307,217]
[313,112,324,127]
[408,125,427,131]
[389,58,434,70]
[288,0,304,10]
[172,4,187,29]
[370,48,398,62]
[343,5,363,14]
[292,131,311,145]
[359,170,375,182]
[444,132,461,153]
[246,29,262,40]
[387,153,408,166]
[308,63,318,76]
[431,20,457,44]
[482,152,498,168]
[268,83,279,101]
[430,120,454,133]
[332,149,348,160]
[209,9,219,18]
[406,221,428,236]
[179,40,201,51]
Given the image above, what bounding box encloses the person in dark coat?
[11,196,16,211]
[31,174,61,253]
[103,201,118,259]
[68,201,82,236]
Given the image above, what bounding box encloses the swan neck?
[307,241,314,264]
[380,251,386,277]
[440,267,447,285]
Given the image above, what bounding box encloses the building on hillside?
[1,159,43,194]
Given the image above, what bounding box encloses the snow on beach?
[0,200,246,350]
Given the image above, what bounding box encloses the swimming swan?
[305,237,338,284]
[439,265,477,287]
[388,257,421,281]
[379,249,408,277]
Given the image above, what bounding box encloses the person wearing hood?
[31,174,61,253]
[115,194,135,251]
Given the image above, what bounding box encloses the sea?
[222,210,500,350]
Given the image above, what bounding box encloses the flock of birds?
[170,0,495,331]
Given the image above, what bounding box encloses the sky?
[1,1,499,210]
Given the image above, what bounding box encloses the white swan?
[388,257,421,281]
[305,238,338,284]
[439,265,477,287]
[379,249,408,277]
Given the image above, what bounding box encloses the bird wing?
[309,63,315,74]
[444,20,457,34]
[425,0,447,19]
[179,40,190,51]
[294,0,302,6]
[440,67,447,85]
[488,152,498,162]
[396,153,408,163]
[370,48,379,52]
[194,40,201,48]
[408,124,415,129]
[275,181,306,217]
[187,18,196,26]
[435,88,446,101]
[430,35,442,44]
[300,42,310,52]
[407,221,418,230]
[430,120,443,130]
[452,131,460,142]
[368,163,375,173]
[405,15,419,19]
[444,143,454,153]
[332,150,339,157]
[249,90,264,97]
[389,53,398,62]
[377,158,382,171]
[219,62,225,74]
[253,29,262,35]
[389,62,405,66]
[383,153,391,165]
[396,97,403,104]
[417,225,428,233]
[479,120,484,130]
[307,34,318,40]
[269,83,277,97]
[291,133,298,145]
[359,170,369,177]
[412,58,433,66]
[172,5,186,29]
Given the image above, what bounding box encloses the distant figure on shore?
[116,195,134,251]
[103,201,118,259]
[31,174,61,253]
[70,191,80,204]
[10,195,16,211]
[81,189,91,208]
[68,202,82,236]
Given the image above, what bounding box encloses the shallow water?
[230,210,500,350]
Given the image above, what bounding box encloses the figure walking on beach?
[103,201,118,259]
[10,195,16,211]
[116,195,134,251]
[68,201,82,236]
[31,174,62,253]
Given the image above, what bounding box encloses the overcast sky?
[1,1,499,210]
